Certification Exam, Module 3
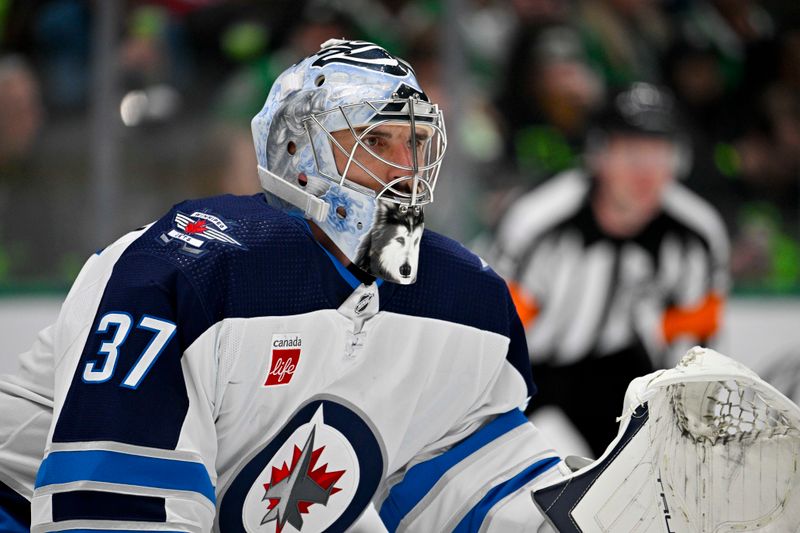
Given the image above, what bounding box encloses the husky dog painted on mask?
[355,200,424,283]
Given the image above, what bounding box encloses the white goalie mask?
[252,39,447,284]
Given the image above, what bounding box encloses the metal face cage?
[303,95,447,208]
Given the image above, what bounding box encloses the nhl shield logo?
[218,399,385,533]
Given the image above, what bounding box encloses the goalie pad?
[532,347,800,532]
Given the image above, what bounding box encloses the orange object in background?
[507,280,540,328]
[662,292,724,343]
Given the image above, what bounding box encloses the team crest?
[243,406,355,532]
[218,399,384,533]
[160,210,245,255]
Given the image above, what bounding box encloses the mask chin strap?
[257,165,330,223]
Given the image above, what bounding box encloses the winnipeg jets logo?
[312,40,413,77]
[240,404,362,532]
[160,210,244,255]
[261,426,346,532]
[175,212,242,246]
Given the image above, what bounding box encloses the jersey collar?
[290,213,384,290]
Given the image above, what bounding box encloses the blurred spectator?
[493,0,575,82]
[208,5,356,196]
[731,203,800,291]
[460,0,517,82]
[669,10,800,290]
[679,0,776,99]
[404,23,505,240]
[673,0,779,155]
[497,24,604,187]
[316,0,437,57]
[0,0,797,296]
[577,0,672,87]
[32,0,90,111]
[0,55,44,281]
[510,0,572,25]
[733,28,800,202]
[0,55,42,166]
[456,0,564,94]
[662,39,743,234]
[483,83,730,455]
[664,40,731,140]
[120,3,194,93]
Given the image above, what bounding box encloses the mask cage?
[303,96,447,207]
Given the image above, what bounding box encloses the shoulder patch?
[159,210,247,257]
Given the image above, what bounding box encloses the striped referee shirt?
[487,170,730,367]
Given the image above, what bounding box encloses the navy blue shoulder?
[122,194,335,322]
[384,230,535,395]
[386,230,513,333]
[149,194,310,256]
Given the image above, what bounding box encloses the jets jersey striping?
[21,194,563,532]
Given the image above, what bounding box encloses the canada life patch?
[218,399,384,532]
[265,334,302,387]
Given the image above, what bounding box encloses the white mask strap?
[257,165,330,222]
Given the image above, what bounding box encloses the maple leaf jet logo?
[261,426,346,532]
[185,219,207,234]
[174,212,243,246]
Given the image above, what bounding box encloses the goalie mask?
[252,39,447,284]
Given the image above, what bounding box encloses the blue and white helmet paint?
[252,39,446,284]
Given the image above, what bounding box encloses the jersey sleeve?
[31,250,218,531]
[0,225,150,509]
[0,325,54,533]
[0,324,54,505]
[377,409,565,532]
[376,291,562,532]
[0,247,129,525]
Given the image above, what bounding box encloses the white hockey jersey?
[5,194,564,532]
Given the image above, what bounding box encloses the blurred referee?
[486,82,730,456]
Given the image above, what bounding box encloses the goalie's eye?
[363,135,385,149]
[395,236,406,245]
[408,135,427,150]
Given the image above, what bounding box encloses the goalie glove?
[531,347,800,532]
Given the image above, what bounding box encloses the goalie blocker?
[532,347,800,532]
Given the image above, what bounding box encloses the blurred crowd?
[0,0,799,292]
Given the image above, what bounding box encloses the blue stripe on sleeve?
[379,409,528,531]
[35,450,215,504]
[453,456,561,533]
